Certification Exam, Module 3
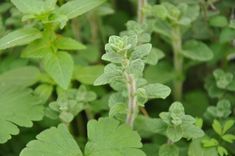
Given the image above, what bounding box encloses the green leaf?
[159,144,179,156]
[43,52,74,89]
[74,65,104,85]
[166,126,183,142]
[20,124,83,156]
[223,120,234,134]
[213,69,233,89]
[0,66,40,88]
[212,120,223,136]
[85,117,146,156]
[152,5,168,20]
[143,83,171,99]
[202,138,219,147]
[0,87,43,143]
[0,28,42,50]
[11,0,44,14]
[35,84,53,103]
[219,28,235,43]
[94,63,122,86]
[55,36,86,50]
[209,15,228,27]
[188,138,218,156]
[222,134,235,143]
[144,47,165,65]
[182,124,204,139]
[217,146,228,156]
[181,40,213,61]
[59,0,106,19]
[130,43,152,60]
[128,59,145,78]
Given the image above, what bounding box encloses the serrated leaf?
[159,144,179,156]
[181,40,213,61]
[143,83,171,99]
[55,36,86,50]
[0,66,40,88]
[85,117,146,156]
[20,124,83,156]
[0,28,42,50]
[0,87,44,143]
[59,0,106,19]
[74,65,104,85]
[43,52,74,89]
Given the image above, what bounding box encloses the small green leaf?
[209,15,228,27]
[212,120,223,136]
[143,83,171,99]
[217,146,228,156]
[159,144,179,156]
[222,134,235,143]
[166,126,183,142]
[43,52,74,89]
[0,28,42,50]
[94,63,122,86]
[20,124,83,156]
[85,117,146,156]
[219,28,235,43]
[152,5,168,20]
[202,138,219,147]
[223,120,234,134]
[131,43,152,60]
[59,0,106,19]
[213,69,233,89]
[181,40,213,61]
[54,36,86,50]
[128,59,145,78]
[34,84,53,103]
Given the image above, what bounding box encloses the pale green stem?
[172,25,184,101]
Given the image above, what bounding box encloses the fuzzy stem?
[125,73,138,128]
[138,0,146,24]
[172,25,183,101]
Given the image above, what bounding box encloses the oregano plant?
[0,0,234,156]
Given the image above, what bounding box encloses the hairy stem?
[138,0,146,24]
[172,25,183,101]
[125,73,138,127]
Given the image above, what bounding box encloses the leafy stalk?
[172,25,183,101]
[125,72,138,127]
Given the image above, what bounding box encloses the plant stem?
[125,72,138,128]
[138,0,146,24]
[172,25,183,101]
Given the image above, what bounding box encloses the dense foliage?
[0,0,234,156]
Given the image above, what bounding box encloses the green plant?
[0,0,234,156]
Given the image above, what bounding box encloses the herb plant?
[0,0,234,156]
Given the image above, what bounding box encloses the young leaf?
[212,120,223,136]
[43,52,74,89]
[166,126,183,142]
[59,0,106,19]
[20,124,83,156]
[143,83,171,99]
[54,36,86,50]
[223,120,234,134]
[217,146,228,156]
[222,134,235,143]
[0,87,43,143]
[0,28,42,50]
[159,144,179,156]
[181,40,213,61]
[85,117,146,156]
